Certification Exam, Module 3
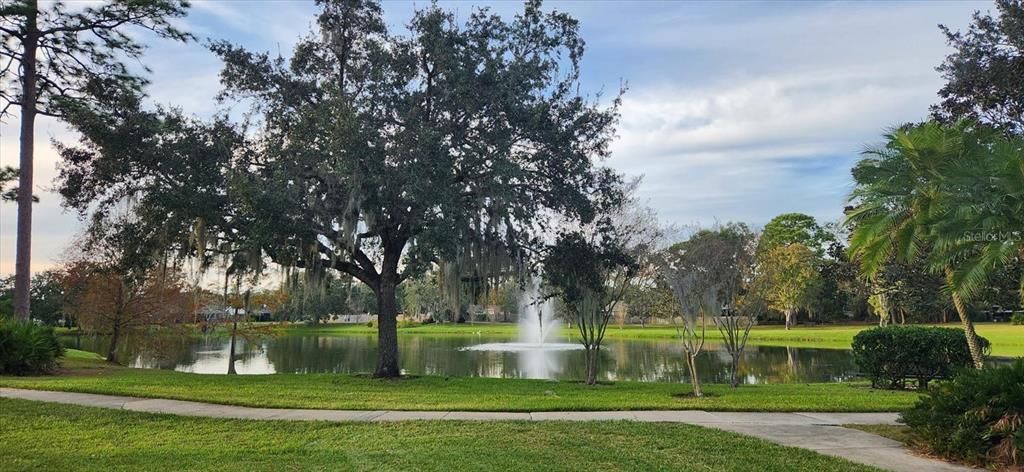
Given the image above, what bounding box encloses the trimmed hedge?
[851,326,988,389]
[902,359,1024,468]
[0,318,65,375]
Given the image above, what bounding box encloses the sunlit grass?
[0,398,881,472]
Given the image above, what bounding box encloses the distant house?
[252,305,273,322]
[196,305,232,322]
[197,304,275,323]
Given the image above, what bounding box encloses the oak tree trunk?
[14,2,38,321]
[374,269,400,378]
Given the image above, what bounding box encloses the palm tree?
[847,121,1023,369]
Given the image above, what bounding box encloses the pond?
[62,331,860,384]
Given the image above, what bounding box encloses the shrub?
[0,318,65,375]
[1012,313,1024,325]
[902,360,1024,468]
[366,321,374,328]
[852,326,989,389]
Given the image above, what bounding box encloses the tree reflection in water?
[62,333,859,384]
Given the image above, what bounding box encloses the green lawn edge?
[0,397,882,472]
[0,355,919,412]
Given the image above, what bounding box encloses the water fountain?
[461,281,582,379]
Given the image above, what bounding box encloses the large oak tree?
[57,0,622,378]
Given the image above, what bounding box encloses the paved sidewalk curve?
[1,387,977,472]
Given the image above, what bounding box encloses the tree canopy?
[57,0,624,378]
[754,243,820,329]
[932,0,1024,135]
[757,213,831,256]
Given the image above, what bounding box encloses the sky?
[0,0,991,275]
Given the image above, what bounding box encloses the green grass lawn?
[292,322,1024,356]
[843,424,915,444]
[0,398,880,472]
[0,355,918,412]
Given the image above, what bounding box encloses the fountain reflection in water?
[461,281,581,379]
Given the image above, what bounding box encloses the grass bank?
[0,398,880,472]
[0,354,918,412]
[290,322,1024,357]
[844,424,914,444]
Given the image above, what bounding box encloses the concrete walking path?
[1,387,977,472]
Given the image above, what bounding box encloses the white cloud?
[608,68,940,228]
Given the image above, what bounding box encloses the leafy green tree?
[932,0,1024,135]
[974,257,1024,313]
[757,213,832,256]
[57,0,621,377]
[847,120,1023,368]
[871,257,949,325]
[624,281,676,328]
[814,240,869,322]
[754,243,820,330]
[401,271,444,319]
[544,230,636,385]
[28,271,64,325]
[0,0,190,320]
[544,181,656,385]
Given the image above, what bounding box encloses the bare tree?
[716,314,752,388]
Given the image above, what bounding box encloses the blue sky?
[0,0,989,274]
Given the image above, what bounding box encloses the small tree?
[544,180,657,385]
[755,243,820,330]
[624,281,676,328]
[61,232,192,364]
[716,314,751,388]
[660,223,754,395]
[713,226,757,387]
[544,231,635,385]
